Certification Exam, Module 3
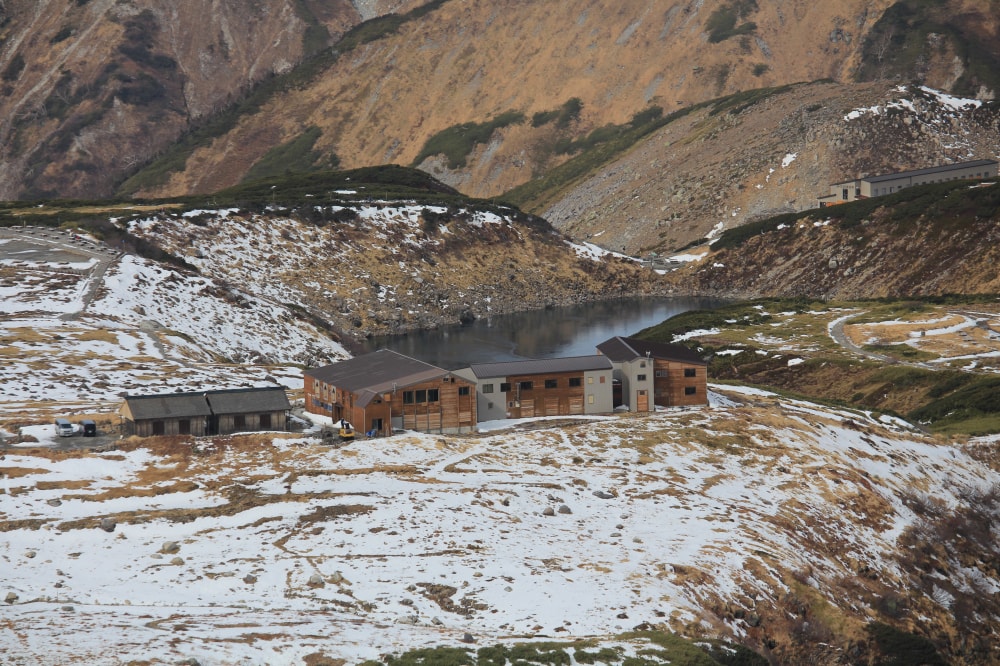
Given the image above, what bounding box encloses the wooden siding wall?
[127,417,208,438]
[500,371,602,419]
[305,375,477,435]
[216,410,287,435]
[389,377,476,434]
[653,360,707,407]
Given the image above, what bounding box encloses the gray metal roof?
[305,349,450,405]
[122,393,213,420]
[468,355,612,379]
[597,336,706,365]
[205,387,290,414]
[864,159,998,184]
[123,387,290,421]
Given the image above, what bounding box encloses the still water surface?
[360,297,723,370]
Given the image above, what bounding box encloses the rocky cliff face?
[0,0,417,199]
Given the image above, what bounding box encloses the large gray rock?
[99,518,116,532]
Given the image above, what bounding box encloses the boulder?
[161,541,180,554]
[99,518,116,532]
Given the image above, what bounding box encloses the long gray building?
[820,158,998,205]
[454,355,613,422]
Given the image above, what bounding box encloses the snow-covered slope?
[2,386,998,665]
[0,228,347,418]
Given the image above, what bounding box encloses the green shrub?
[2,53,25,81]
[751,63,768,76]
[909,376,1000,429]
[705,0,758,43]
[383,646,473,666]
[866,622,945,666]
[413,111,526,169]
[242,126,326,182]
[51,25,74,44]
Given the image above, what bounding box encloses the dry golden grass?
[0,466,51,479]
[73,329,118,343]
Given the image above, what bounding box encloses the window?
[685,386,697,395]
[487,402,494,410]
[519,381,533,390]
[403,391,414,405]
[234,414,246,430]
[544,379,558,389]
[483,384,494,394]
[655,370,667,377]
[569,377,582,387]
[600,376,606,383]
[637,374,647,381]
[587,377,594,384]
[500,382,511,392]
[458,386,470,396]
[416,389,427,403]
[588,394,595,404]
[260,414,271,429]
[684,368,697,377]
[427,389,439,402]
[640,361,646,368]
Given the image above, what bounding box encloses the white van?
[54,418,74,437]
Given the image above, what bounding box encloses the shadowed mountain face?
[0,1,997,251]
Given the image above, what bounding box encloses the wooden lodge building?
[120,387,291,437]
[596,336,708,410]
[455,356,614,421]
[303,349,477,435]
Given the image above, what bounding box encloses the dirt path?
[0,225,121,320]
[827,312,899,365]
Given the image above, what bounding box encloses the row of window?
[402,387,472,404]
[636,368,697,381]
[483,377,587,393]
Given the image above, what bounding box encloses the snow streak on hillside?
[2,387,998,665]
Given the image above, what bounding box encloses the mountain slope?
[538,81,1000,254]
[3,387,998,665]
[121,197,660,339]
[0,0,417,199]
[671,175,1000,299]
[123,0,895,199]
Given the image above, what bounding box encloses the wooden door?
[568,397,583,415]
[637,390,649,412]
[545,397,560,416]
[520,399,535,417]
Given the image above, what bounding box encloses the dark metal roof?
[305,349,450,405]
[864,159,998,184]
[123,387,290,421]
[468,355,612,379]
[597,336,706,365]
[205,387,290,414]
[122,393,213,421]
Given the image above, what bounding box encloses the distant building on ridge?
[819,158,998,206]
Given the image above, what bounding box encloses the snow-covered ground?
[2,385,997,665]
[0,228,347,419]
